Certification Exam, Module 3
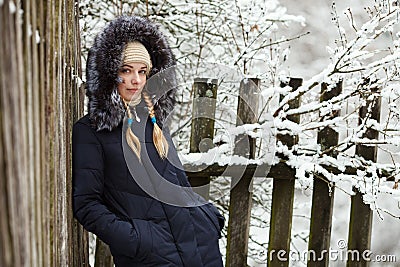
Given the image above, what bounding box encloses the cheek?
[140,77,147,87]
[118,74,129,86]
[117,83,127,96]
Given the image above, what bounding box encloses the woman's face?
[117,62,148,102]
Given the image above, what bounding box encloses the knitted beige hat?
[123,41,152,74]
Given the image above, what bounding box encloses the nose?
[130,72,140,85]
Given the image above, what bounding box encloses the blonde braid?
[143,92,169,159]
[123,100,141,161]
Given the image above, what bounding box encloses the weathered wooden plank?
[347,85,380,267]
[36,1,50,265]
[307,176,335,266]
[1,1,31,265]
[65,0,90,265]
[188,78,218,199]
[57,1,71,265]
[0,4,15,266]
[95,238,114,267]
[45,1,57,265]
[0,0,85,266]
[29,0,44,265]
[226,78,260,267]
[268,177,296,266]
[308,82,342,267]
[267,78,302,267]
[22,0,39,265]
[41,2,54,265]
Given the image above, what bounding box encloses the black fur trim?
[86,16,176,131]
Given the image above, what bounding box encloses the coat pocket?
[147,220,177,259]
[131,219,153,260]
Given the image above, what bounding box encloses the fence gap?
[347,85,381,267]
[267,78,302,267]
[188,78,218,200]
[308,81,342,266]
[226,78,260,267]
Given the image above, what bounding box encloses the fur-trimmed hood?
[86,16,176,131]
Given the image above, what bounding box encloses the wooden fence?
[185,77,386,267]
[0,1,87,266]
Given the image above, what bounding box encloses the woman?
[72,16,224,266]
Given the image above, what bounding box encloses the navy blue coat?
[72,111,224,267]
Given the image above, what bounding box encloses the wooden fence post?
[187,78,218,199]
[226,78,260,267]
[308,81,342,266]
[95,238,114,267]
[347,85,381,267]
[267,78,302,267]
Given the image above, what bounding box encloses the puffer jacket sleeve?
[72,121,140,257]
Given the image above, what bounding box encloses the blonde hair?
[143,92,169,159]
[123,93,169,160]
[123,99,141,161]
